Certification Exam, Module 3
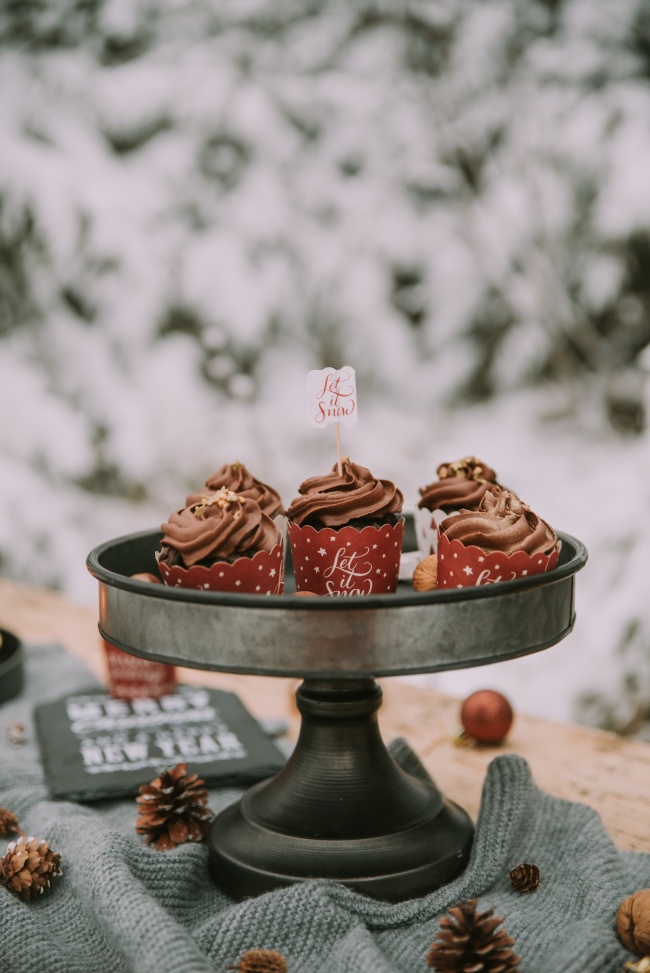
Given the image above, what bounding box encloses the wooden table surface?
[1,578,649,854]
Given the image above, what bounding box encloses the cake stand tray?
[87,523,587,901]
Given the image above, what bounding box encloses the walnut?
[412,555,438,591]
[617,889,650,956]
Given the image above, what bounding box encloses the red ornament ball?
[460,690,514,745]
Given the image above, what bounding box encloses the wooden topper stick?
[335,422,342,476]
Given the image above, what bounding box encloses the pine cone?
[427,899,520,973]
[0,836,62,900]
[508,862,540,893]
[135,762,213,851]
[0,807,24,838]
[229,948,288,973]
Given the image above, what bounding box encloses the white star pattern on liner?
[376,569,381,574]
[478,556,485,562]
[538,558,543,564]
[203,583,209,589]
[373,544,377,549]
[258,565,263,570]
[318,548,326,555]
[330,536,336,542]
[457,584,463,588]
[305,556,309,561]
[453,552,458,558]
[306,538,310,543]
[269,568,276,577]
[314,566,320,573]
[463,566,473,576]
[522,570,528,576]
[219,572,224,577]
[495,564,500,570]
[256,585,261,591]
[235,580,241,586]
[382,553,386,558]
[346,541,351,546]
[440,554,445,559]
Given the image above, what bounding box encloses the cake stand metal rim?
[86,527,587,609]
[97,614,576,679]
[89,525,585,678]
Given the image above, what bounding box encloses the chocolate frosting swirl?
[160,488,279,568]
[186,462,283,518]
[418,456,499,512]
[286,460,403,528]
[439,489,558,556]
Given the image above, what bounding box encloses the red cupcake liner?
[437,531,561,589]
[288,520,404,597]
[156,540,284,595]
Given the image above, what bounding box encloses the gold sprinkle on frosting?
[192,487,246,518]
[438,457,485,481]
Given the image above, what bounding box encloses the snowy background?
[2,0,650,732]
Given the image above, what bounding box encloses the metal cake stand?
[87,517,587,902]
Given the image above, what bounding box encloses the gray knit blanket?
[0,643,648,973]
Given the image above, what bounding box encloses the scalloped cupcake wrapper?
[274,513,289,559]
[414,506,459,555]
[156,540,285,594]
[288,519,405,597]
[437,531,561,589]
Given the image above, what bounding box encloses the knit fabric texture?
[0,643,648,973]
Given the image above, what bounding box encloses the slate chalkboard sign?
[34,685,286,801]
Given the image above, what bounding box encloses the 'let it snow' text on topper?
[305,366,358,429]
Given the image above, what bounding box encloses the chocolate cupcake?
[157,488,284,593]
[416,456,502,554]
[437,489,560,589]
[286,460,404,596]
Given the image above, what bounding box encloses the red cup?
[437,530,561,589]
[103,642,177,700]
[288,519,404,597]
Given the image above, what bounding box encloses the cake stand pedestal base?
[208,678,473,901]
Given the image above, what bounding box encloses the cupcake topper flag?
[306,366,358,475]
